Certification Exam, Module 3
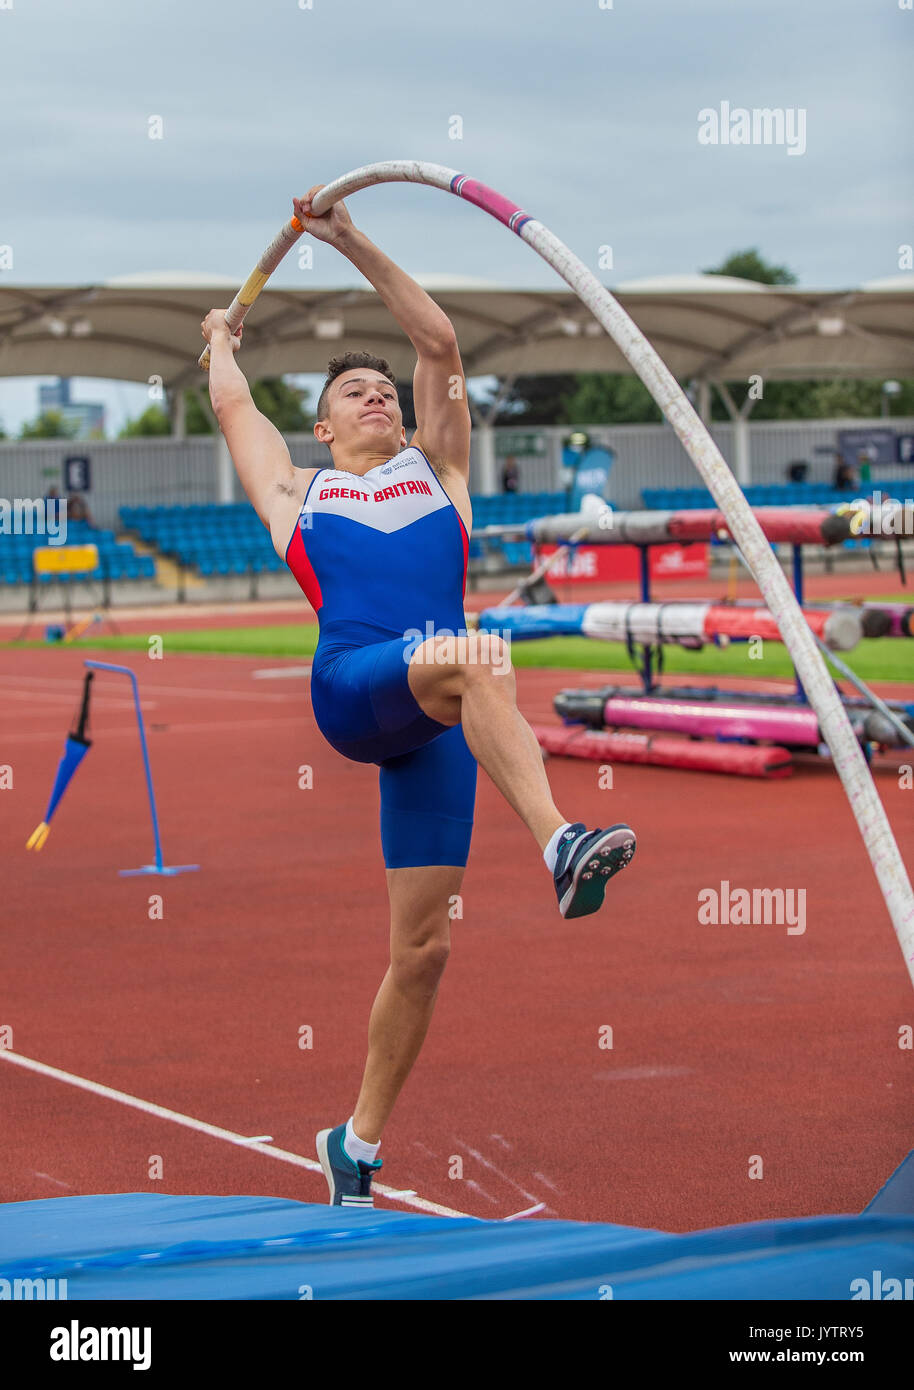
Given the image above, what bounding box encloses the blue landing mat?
[1,1193,913,1299]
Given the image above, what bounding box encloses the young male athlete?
[201,185,636,1209]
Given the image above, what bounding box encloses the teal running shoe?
[553,822,636,919]
[316,1123,383,1208]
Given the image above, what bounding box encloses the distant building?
[38,378,106,439]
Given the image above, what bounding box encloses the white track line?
[2,722,309,745]
[0,675,298,705]
[532,1170,562,1194]
[110,716,311,736]
[0,1049,474,1220]
[502,1203,546,1222]
[129,684,300,704]
[252,667,312,679]
[0,689,146,710]
[33,1171,72,1190]
[0,676,97,689]
[453,1140,557,1217]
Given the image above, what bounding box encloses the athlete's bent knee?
[459,632,513,686]
[391,938,450,994]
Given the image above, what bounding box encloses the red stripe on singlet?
[286,521,323,613]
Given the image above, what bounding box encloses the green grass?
[40,626,323,658]
[7,622,913,684]
[507,634,914,682]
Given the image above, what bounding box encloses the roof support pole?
[468,371,517,494]
[169,388,186,439]
[472,420,497,495]
[192,386,233,504]
[215,432,234,505]
[714,380,757,486]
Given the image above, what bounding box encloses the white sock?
[344,1116,380,1163]
[543,822,575,874]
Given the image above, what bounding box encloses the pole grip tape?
[198,217,304,368]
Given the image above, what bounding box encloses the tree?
[118,391,211,437]
[120,378,314,436]
[481,375,579,426]
[703,248,798,286]
[559,372,663,425]
[183,388,215,434]
[19,409,78,440]
[250,378,313,432]
[119,405,172,437]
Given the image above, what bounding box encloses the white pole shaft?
[209,161,914,986]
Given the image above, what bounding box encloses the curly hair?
[316,351,397,421]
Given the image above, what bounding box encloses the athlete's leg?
[350,726,475,1143]
[407,632,566,849]
[351,862,463,1143]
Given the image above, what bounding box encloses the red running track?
[1,646,913,1232]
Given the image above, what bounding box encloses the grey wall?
[2,416,912,528]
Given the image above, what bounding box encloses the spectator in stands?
[832,459,856,491]
[502,455,519,493]
[66,492,93,523]
[43,484,63,527]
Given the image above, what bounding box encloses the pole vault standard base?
[83,660,199,878]
[118,864,200,877]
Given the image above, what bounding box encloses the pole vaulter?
[199,160,914,991]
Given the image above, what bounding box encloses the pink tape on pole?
[449,175,532,234]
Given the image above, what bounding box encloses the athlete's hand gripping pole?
[195,168,458,370]
[197,215,306,369]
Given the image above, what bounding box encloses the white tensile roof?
[1,272,911,388]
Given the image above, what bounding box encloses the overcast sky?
[1,0,911,434]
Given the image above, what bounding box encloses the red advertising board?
[535,543,708,583]
[649,544,709,580]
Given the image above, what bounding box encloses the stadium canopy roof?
[0,271,911,393]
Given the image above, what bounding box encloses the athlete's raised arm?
[294,189,472,484]
[201,310,298,536]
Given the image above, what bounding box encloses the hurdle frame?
[83,660,198,877]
